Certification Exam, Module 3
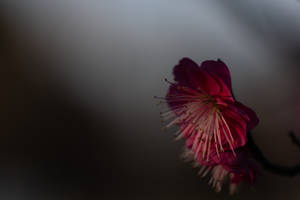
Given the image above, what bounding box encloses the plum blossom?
[157,58,259,193]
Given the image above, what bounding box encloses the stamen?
[215,114,224,152]
[164,78,175,85]
[219,114,235,142]
[212,112,220,158]
[194,130,205,158]
[201,166,212,177]
[164,117,181,128]
[219,116,236,156]
[192,130,203,151]
[176,85,201,95]
[202,134,209,159]
[198,165,207,175]
[205,110,215,161]
[206,135,212,162]
[160,85,239,162]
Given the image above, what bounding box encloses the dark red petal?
[166,84,188,109]
[209,74,233,100]
[173,58,223,96]
[221,107,248,148]
[200,59,232,91]
[221,148,258,184]
[172,57,199,88]
[234,101,259,131]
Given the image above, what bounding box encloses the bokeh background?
[0,0,300,199]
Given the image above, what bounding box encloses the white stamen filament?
[160,90,236,161]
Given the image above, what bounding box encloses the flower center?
[157,86,236,161]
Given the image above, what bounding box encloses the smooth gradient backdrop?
[0,1,299,199]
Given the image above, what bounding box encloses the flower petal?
[221,107,248,148]
[166,84,188,109]
[173,58,223,96]
[223,148,258,184]
[234,101,259,131]
[200,59,232,91]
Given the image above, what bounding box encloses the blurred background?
[0,0,300,199]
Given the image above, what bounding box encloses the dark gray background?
[0,1,299,199]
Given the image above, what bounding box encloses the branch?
[289,131,300,148]
[247,133,300,177]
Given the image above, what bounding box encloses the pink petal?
[173,58,227,97]
[234,101,259,131]
[221,107,248,148]
[166,84,189,109]
[220,148,258,184]
[172,57,199,88]
[200,59,232,91]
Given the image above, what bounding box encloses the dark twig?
[289,131,300,148]
[232,92,300,176]
[247,133,300,177]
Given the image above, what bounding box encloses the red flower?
[162,58,258,161]
[158,58,259,193]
